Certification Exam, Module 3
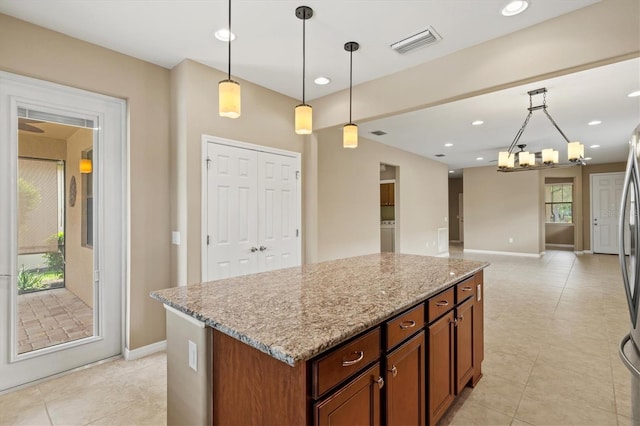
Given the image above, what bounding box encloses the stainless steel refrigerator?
[619,124,640,421]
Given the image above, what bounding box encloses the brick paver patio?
[17,288,93,354]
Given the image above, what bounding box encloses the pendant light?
[218,0,241,118]
[343,41,359,148]
[294,6,313,135]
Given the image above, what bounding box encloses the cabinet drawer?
[428,288,454,323]
[456,277,475,303]
[312,327,381,398]
[386,304,425,350]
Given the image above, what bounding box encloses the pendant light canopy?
[343,41,359,148]
[218,0,241,118]
[295,6,313,135]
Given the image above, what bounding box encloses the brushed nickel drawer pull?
[461,286,473,292]
[435,300,449,307]
[376,376,385,389]
[341,351,364,367]
[457,314,464,322]
[388,365,398,377]
[399,320,416,329]
[449,318,458,327]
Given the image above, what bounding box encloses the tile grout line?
[510,352,540,426]
[550,255,577,316]
[36,384,55,426]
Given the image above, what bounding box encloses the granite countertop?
[151,253,489,366]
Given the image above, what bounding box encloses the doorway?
[380,164,397,253]
[591,172,625,254]
[0,72,126,391]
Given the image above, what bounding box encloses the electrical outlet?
[509,237,514,244]
[172,231,181,245]
[188,340,197,372]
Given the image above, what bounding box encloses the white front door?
[0,73,125,391]
[592,172,625,254]
[204,138,301,281]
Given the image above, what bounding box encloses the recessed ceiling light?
[449,170,455,174]
[472,120,484,126]
[585,157,593,161]
[590,144,600,148]
[476,157,484,161]
[314,76,331,85]
[215,28,236,42]
[588,120,602,126]
[628,90,640,98]
[444,143,453,147]
[501,0,529,16]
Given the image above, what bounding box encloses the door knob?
[259,246,267,251]
[250,247,258,252]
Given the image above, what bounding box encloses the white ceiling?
[0,0,598,101]
[361,57,640,175]
[2,0,637,176]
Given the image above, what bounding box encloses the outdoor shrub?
[17,265,44,292]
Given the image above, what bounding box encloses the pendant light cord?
[227,0,231,80]
[302,16,306,104]
[349,49,353,124]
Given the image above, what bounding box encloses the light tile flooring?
[18,288,93,354]
[0,249,634,425]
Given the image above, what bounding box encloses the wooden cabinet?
[455,298,475,393]
[385,332,426,426]
[315,363,382,426]
[380,183,395,206]
[473,271,484,386]
[428,311,455,426]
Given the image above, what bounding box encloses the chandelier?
[497,88,585,172]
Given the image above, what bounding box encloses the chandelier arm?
[506,111,533,154]
[542,109,571,143]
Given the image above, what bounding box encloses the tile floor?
[0,249,633,425]
[18,288,93,354]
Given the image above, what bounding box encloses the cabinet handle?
[388,365,397,377]
[461,286,473,292]
[376,376,385,389]
[449,317,458,327]
[457,314,464,322]
[435,300,449,307]
[341,351,364,367]
[399,320,416,329]
[250,246,258,253]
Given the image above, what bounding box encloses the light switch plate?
[172,231,181,245]
[188,340,197,371]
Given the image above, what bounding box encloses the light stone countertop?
[151,253,489,366]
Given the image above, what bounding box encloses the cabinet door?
[472,276,484,386]
[386,332,426,426]
[455,299,475,393]
[428,311,455,426]
[315,363,382,426]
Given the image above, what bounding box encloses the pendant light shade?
[219,79,241,118]
[295,6,313,135]
[343,41,359,148]
[568,141,584,162]
[343,123,358,149]
[295,104,312,135]
[218,0,240,118]
[79,159,92,174]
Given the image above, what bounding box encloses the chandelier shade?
[218,0,240,118]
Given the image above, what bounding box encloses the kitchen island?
[151,253,489,426]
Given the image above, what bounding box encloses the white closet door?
[257,152,299,272]
[207,143,259,280]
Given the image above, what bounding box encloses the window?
[545,183,573,223]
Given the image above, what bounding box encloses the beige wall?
[582,162,626,251]
[545,224,574,245]
[464,167,541,255]
[64,129,93,308]
[170,60,304,285]
[18,134,66,160]
[0,14,172,350]
[314,130,448,261]
[448,178,463,241]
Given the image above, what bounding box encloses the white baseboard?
[124,340,166,361]
[463,248,542,258]
[584,250,594,254]
[436,252,450,258]
[545,243,575,249]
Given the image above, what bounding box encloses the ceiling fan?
[18,118,44,133]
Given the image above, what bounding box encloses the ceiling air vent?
[390,27,441,54]
[371,130,387,136]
